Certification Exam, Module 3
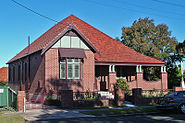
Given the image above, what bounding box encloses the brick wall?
[127,72,168,90]
[0,67,8,81]
[45,48,59,93]
[45,48,95,93]
[18,91,25,111]
[109,72,116,91]
[8,51,45,92]
[162,72,168,90]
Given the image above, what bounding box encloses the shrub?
[0,81,8,86]
[44,96,61,106]
[116,78,129,93]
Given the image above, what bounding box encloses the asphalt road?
[27,113,185,123]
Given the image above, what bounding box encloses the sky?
[0,0,185,68]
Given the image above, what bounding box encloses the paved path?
[1,106,156,121]
[26,114,185,123]
[2,109,95,121]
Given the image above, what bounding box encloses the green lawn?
[68,105,126,110]
[0,115,25,123]
[80,108,158,116]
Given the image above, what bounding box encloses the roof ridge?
[8,14,165,64]
[71,15,164,64]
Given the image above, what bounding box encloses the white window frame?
[60,58,82,79]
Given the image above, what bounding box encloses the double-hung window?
[60,58,82,79]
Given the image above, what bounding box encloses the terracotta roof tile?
[8,15,164,64]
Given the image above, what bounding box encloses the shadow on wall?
[46,77,83,94]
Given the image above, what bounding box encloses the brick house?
[7,15,167,93]
[0,67,8,82]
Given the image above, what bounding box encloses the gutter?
[95,60,165,64]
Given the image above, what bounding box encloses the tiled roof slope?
[8,15,164,64]
[0,67,8,81]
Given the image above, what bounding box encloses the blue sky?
[0,0,185,68]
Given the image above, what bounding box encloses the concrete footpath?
[1,109,95,121]
[1,105,156,121]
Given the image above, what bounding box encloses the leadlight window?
[60,58,82,79]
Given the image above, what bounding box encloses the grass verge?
[68,105,126,110]
[80,108,158,116]
[0,115,25,123]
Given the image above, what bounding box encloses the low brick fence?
[126,88,175,105]
[18,91,25,111]
[58,89,124,108]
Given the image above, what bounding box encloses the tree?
[121,17,179,88]
[121,17,178,62]
[115,37,121,42]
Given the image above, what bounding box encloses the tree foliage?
[0,81,8,86]
[121,17,178,61]
[116,78,129,93]
[121,17,180,88]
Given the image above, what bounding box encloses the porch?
[95,64,168,91]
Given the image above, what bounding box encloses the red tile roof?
[0,67,8,81]
[8,15,164,64]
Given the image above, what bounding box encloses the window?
[52,36,89,49]
[60,58,82,79]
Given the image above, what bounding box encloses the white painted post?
[136,65,139,72]
[112,65,115,72]
[109,65,112,72]
[164,66,166,72]
[23,97,26,112]
[139,65,142,72]
[161,66,164,73]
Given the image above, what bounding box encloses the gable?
[52,31,89,49]
[7,15,165,65]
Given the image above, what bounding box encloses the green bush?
[0,81,8,86]
[44,96,61,106]
[116,78,129,93]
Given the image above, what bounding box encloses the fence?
[142,89,175,98]
[25,92,48,110]
[73,91,99,101]
[0,86,18,110]
[73,91,115,101]
[125,88,175,105]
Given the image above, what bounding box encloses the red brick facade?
[8,49,168,93]
[45,48,95,93]
[109,72,116,91]
[18,91,25,111]
[8,51,45,92]
[0,67,8,81]
[127,72,168,90]
[7,15,168,93]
